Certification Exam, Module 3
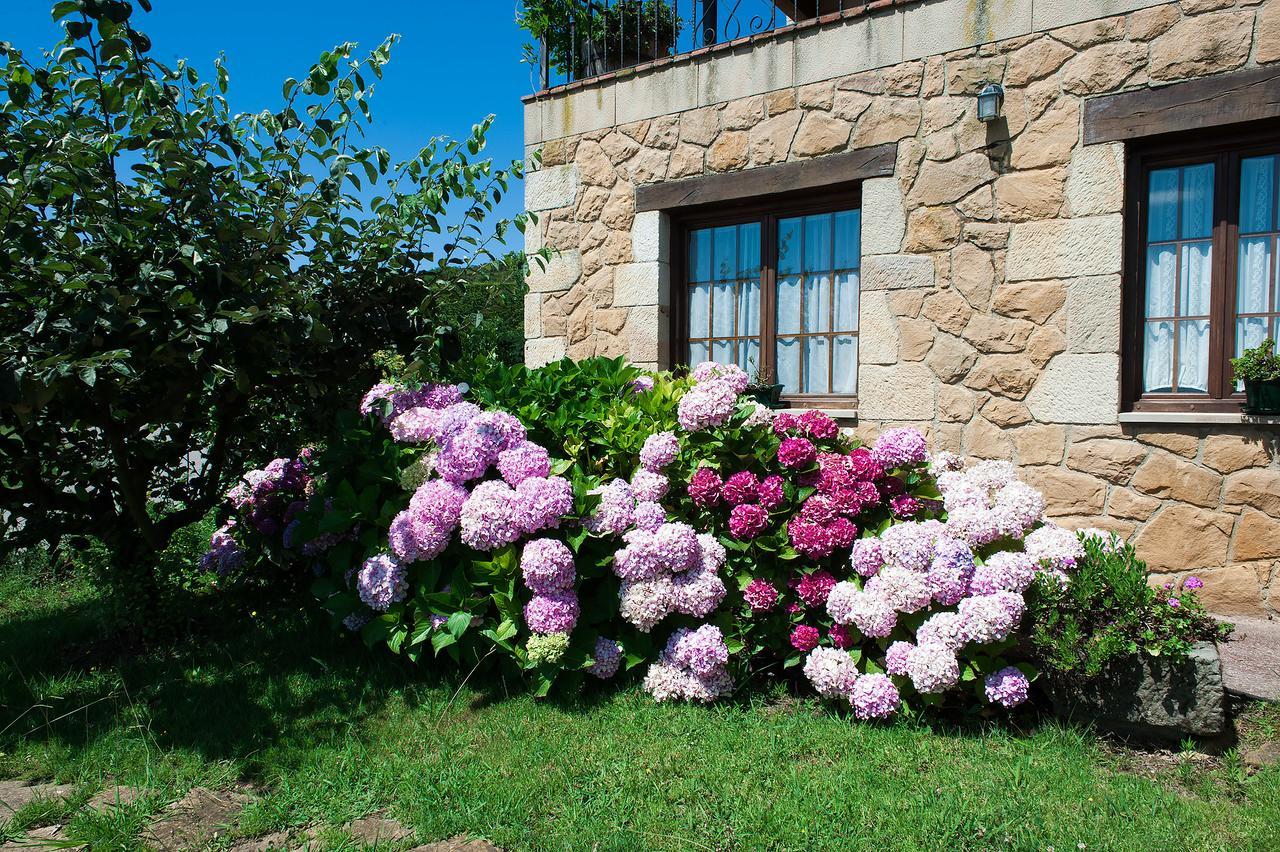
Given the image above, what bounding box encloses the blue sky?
[5,0,534,246]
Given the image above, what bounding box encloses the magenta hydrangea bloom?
[588,637,623,679]
[743,578,779,613]
[631,468,670,502]
[729,504,768,540]
[778,437,817,469]
[639,431,679,471]
[722,470,760,506]
[772,412,799,435]
[798,409,839,440]
[497,441,551,487]
[357,553,407,612]
[829,624,855,650]
[787,517,836,560]
[790,624,821,652]
[757,475,785,510]
[687,466,723,508]
[524,591,580,634]
[851,673,900,720]
[984,666,1030,708]
[796,570,837,608]
[521,538,576,593]
[804,647,859,699]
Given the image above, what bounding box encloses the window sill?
[817,408,858,421]
[1117,411,1280,426]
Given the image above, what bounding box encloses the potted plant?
[745,360,784,409]
[1230,338,1280,415]
[519,0,681,82]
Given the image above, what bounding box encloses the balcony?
[528,0,896,93]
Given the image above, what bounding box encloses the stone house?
[520,0,1280,615]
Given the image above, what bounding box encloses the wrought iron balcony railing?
[531,0,876,91]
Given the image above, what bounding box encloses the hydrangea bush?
[206,356,1209,719]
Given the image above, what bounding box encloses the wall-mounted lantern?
[977,83,1005,123]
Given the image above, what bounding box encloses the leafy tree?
[0,0,533,613]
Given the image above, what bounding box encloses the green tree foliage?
[0,0,532,610]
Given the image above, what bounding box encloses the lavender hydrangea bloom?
[388,480,468,563]
[639,431,679,471]
[524,591,580,634]
[666,624,729,678]
[588,637,623,679]
[342,610,372,632]
[803,647,859,700]
[969,551,1038,595]
[633,500,667,531]
[879,520,944,572]
[630,375,656,394]
[926,537,975,606]
[515,475,574,534]
[958,591,1026,644]
[459,481,523,551]
[677,379,739,432]
[916,611,971,652]
[619,576,676,632]
[631,469,670,502]
[357,553,407,612]
[851,674,900,720]
[1024,524,1084,574]
[690,361,749,393]
[697,533,726,573]
[984,666,1030,708]
[884,640,913,677]
[849,538,885,578]
[521,538,576,593]
[653,522,700,572]
[199,522,244,576]
[905,642,960,694]
[672,565,726,618]
[359,382,397,418]
[496,441,551,486]
[872,427,929,468]
[586,479,636,536]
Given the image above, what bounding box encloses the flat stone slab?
[1218,616,1280,701]
[227,830,292,851]
[410,838,503,852]
[344,812,414,845]
[85,785,141,812]
[0,824,85,851]
[141,787,249,850]
[0,781,74,816]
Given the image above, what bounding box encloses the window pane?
[776,336,800,394]
[777,275,802,335]
[711,339,735,366]
[1178,320,1210,393]
[1145,245,1177,318]
[1180,241,1213,316]
[690,230,712,282]
[1238,316,1271,357]
[1143,321,1174,393]
[778,217,802,275]
[1180,163,1215,239]
[804,273,832,333]
[833,335,857,395]
[803,214,832,273]
[712,281,736,337]
[688,283,711,339]
[688,340,708,364]
[712,226,737,281]
[739,278,761,337]
[1240,155,1276,235]
[835,271,859,333]
[834,210,861,269]
[804,336,829,394]
[739,222,761,277]
[1148,168,1180,242]
[1238,236,1273,314]
[741,338,760,377]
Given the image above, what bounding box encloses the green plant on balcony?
[1230,338,1280,414]
[519,0,682,80]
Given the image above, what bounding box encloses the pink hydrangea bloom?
[357,553,406,612]
[633,500,667,531]
[677,379,738,431]
[849,538,885,578]
[666,624,730,678]
[984,666,1030,708]
[521,538,576,593]
[673,565,727,618]
[743,578,779,612]
[687,466,723,508]
[515,475,573,534]
[639,431,679,471]
[872,427,929,468]
[586,479,636,536]
[459,481,523,551]
[631,468,670,502]
[778,437,817,469]
[851,673,900,720]
[496,441,551,487]
[691,361,749,393]
[803,647,859,699]
[619,577,676,632]
[654,522,701,571]
[905,642,960,694]
[524,591,580,634]
[884,640,913,676]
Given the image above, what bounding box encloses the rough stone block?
[1026,353,1119,424]
[525,336,566,369]
[613,261,670,308]
[1049,642,1227,740]
[1007,216,1123,281]
[524,165,578,212]
[524,100,543,147]
[542,86,615,140]
[862,254,935,291]
[1065,143,1124,216]
[631,211,666,264]
[1066,275,1121,354]
[526,251,581,293]
[858,363,937,420]
[524,293,542,339]
[859,291,900,365]
[1135,504,1234,572]
[861,178,907,255]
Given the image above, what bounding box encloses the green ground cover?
[2,560,1277,851]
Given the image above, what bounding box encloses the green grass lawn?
[2,561,1278,851]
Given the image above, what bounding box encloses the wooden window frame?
[670,185,862,409]
[1122,122,1280,414]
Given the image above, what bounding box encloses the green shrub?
[1230,338,1280,382]
[1027,533,1230,684]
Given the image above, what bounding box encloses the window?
[677,193,861,404]
[1124,126,1280,412]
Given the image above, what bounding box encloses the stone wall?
[521,0,1280,615]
